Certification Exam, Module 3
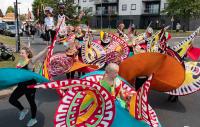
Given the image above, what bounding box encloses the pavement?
[0,35,200,127]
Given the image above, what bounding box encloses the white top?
[57,14,66,33]
[57,14,66,27]
[44,17,54,30]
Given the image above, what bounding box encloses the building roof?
[3,13,15,22]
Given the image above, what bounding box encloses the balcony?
[95,0,118,4]
[96,9,118,15]
[143,9,160,15]
[142,0,160,2]
[142,3,160,15]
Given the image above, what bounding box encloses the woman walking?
[9,46,48,127]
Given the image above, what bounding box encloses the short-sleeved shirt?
[44,17,54,30]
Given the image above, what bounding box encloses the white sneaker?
[27,118,37,127]
[19,109,29,120]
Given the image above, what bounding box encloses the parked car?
[4,25,23,37]
[0,22,7,34]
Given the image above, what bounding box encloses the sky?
[0,0,34,15]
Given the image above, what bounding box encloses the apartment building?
[75,0,199,30]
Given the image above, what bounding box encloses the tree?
[163,0,200,31]
[32,0,50,23]
[80,8,92,25]
[6,6,14,14]
[32,0,79,23]
[0,9,3,17]
[19,14,26,21]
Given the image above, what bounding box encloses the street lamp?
[171,16,174,33]
[14,0,21,52]
[101,0,103,30]
[100,0,104,40]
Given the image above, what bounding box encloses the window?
[131,4,136,10]
[122,4,127,11]
[145,3,159,14]
[83,0,86,2]
[96,7,106,15]
[164,3,169,9]
[89,7,93,12]
[108,6,117,14]
[89,0,93,2]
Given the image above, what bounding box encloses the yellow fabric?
[77,91,97,124]
[175,41,191,58]
[43,59,49,80]
[129,94,136,117]
[149,33,159,52]
[68,62,89,72]
[100,31,104,40]
[180,62,199,87]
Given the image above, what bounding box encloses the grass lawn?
[0,53,19,68]
[0,35,16,45]
[0,35,19,68]
[94,28,198,37]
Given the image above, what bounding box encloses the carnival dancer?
[132,27,153,54]
[127,24,138,52]
[144,27,153,42]
[9,46,48,127]
[75,26,85,44]
[116,21,129,41]
[75,25,85,65]
[116,21,125,37]
[44,7,56,44]
[127,24,138,40]
[65,38,81,79]
[68,25,75,36]
[101,63,121,97]
[56,3,70,41]
[101,63,134,108]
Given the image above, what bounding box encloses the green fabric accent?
[165,32,169,38]
[80,97,94,111]
[17,59,29,67]
[129,52,134,57]
[116,98,127,109]
[100,80,112,92]
[39,65,43,75]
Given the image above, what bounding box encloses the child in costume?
[44,7,56,43]
[9,46,48,127]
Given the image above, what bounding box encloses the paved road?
[0,35,200,127]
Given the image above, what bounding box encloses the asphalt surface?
[0,35,200,127]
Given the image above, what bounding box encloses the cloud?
[0,0,33,15]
